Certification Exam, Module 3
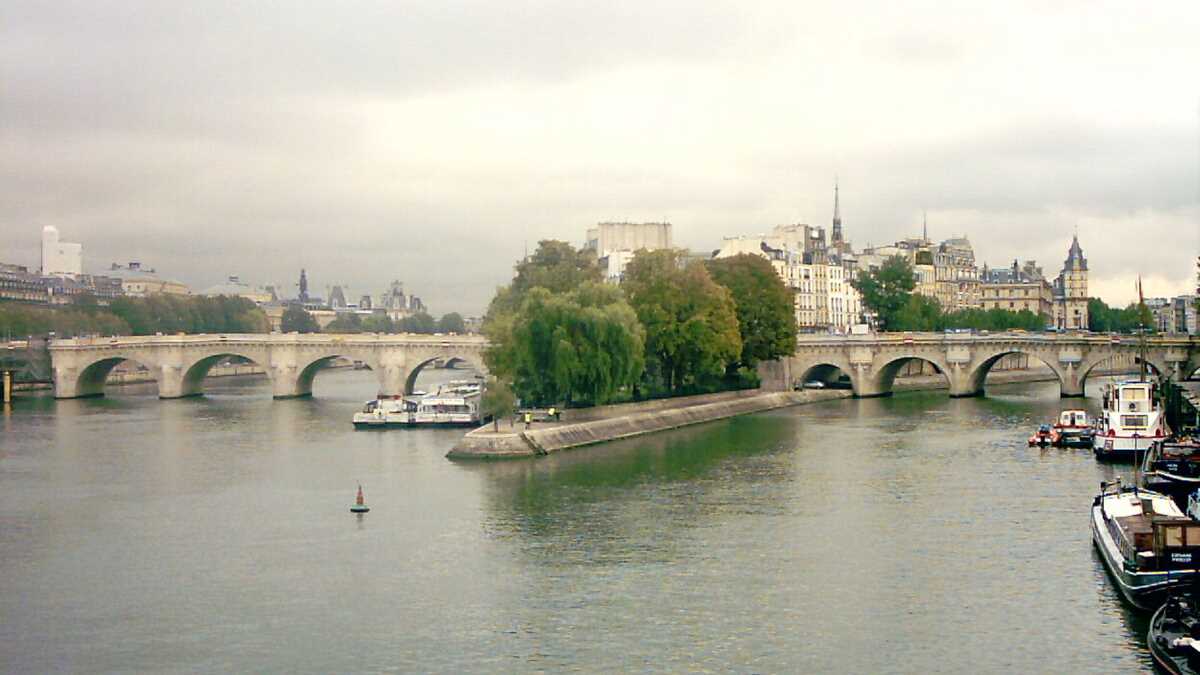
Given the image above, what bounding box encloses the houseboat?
[352,395,419,428]
[1141,440,1200,502]
[1053,409,1094,448]
[1094,379,1170,461]
[1092,479,1200,611]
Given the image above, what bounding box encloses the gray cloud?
[2,1,1197,312]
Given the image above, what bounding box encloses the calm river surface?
[0,369,1151,673]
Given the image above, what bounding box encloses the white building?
[41,226,82,277]
[584,222,673,281]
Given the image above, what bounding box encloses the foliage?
[0,301,130,338]
[622,250,742,396]
[108,295,270,335]
[437,312,466,334]
[397,312,437,333]
[1088,298,1155,334]
[884,295,1046,332]
[487,283,645,407]
[324,313,363,333]
[280,304,320,333]
[705,254,797,369]
[360,314,395,333]
[890,294,945,331]
[485,240,602,321]
[851,255,916,330]
[480,376,516,431]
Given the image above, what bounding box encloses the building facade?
[1052,236,1089,330]
[980,260,1055,318]
[584,221,674,281]
[40,226,82,277]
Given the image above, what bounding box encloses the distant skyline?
[3,1,1198,313]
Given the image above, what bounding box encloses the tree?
[397,312,437,333]
[486,283,644,407]
[480,376,516,431]
[485,240,602,320]
[622,250,741,396]
[851,255,915,330]
[437,312,466,334]
[891,294,944,331]
[324,313,363,333]
[360,314,395,333]
[705,254,797,369]
[281,304,320,333]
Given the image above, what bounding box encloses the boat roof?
[1103,490,1186,519]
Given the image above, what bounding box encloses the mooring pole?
[2,370,11,404]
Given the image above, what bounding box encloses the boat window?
[1126,388,1148,400]
[1120,415,1148,428]
[1188,527,1200,545]
[1166,526,1185,547]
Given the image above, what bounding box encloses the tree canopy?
[851,255,916,330]
[437,312,466,334]
[1088,297,1154,333]
[487,283,645,407]
[281,304,320,333]
[705,254,797,369]
[622,250,742,396]
[485,240,602,320]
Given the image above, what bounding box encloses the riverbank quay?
[447,388,851,459]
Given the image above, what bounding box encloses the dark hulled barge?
[1150,592,1200,675]
[1091,480,1200,611]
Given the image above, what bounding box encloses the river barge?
[1149,592,1200,674]
[1091,480,1200,611]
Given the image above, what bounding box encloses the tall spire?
[831,177,843,245]
[922,210,928,243]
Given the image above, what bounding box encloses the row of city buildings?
[581,187,1191,335]
[1,226,438,331]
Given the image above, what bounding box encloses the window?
[1120,415,1148,428]
[1166,526,1185,547]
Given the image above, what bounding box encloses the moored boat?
[1091,479,1200,611]
[1094,379,1170,462]
[1149,592,1200,675]
[1052,409,1094,448]
[1029,423,1055,447]
[352,395,419,429]
[1141,440,1200,502]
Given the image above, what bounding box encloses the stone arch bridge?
[770,332,1200,398]
[49,334,489,399]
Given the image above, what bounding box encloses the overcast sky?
[2,1,1198,314]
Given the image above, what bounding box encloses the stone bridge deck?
[775,332,1200,398]
[49,333,489,399]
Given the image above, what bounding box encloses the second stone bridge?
[778,332,1200,398]
[49,333,489,399]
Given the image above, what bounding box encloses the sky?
[2,1,1198,314]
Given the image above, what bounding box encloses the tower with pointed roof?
[830,179,844,253]
[1053,235,1089,329]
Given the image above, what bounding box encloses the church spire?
[922,210,928,243]
[831,178,843,245]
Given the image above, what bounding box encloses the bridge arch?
[68,353,160,398]
[795,359,860,395]
[868,353,952,397]
[1078,352,1167,393]
[178,350,272,398]
[404,353,487,395]
[291,352,384,399]
[965,349,1070,398]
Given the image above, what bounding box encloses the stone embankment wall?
[447,388,850,460]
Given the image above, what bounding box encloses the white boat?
[1053,409,1094,448]
[412,394,480,427]
[1092,480,1200,610]
[1094,379,1170,461]
[352,395,418,428]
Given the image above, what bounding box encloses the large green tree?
[437,312,466,334]
[480,376,517,431]
[397,312,437,333]
[622,250,742,395]
[851,255,916,330]
[705,254,797,369]
[485,240,602,321]
[281,304,320,333]
[487,283,644,407]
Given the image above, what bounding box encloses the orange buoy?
[351,484,369,513]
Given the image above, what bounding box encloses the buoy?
[351,484,370,513]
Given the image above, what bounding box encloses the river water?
[0,369,1151,672]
